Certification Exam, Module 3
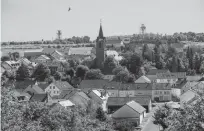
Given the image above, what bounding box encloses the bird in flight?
[68,7,71,11]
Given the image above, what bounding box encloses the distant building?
[35,55,51,63]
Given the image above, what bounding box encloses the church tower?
[96,22,106,68]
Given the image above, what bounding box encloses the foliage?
[1,86,115,131]
[112,66,127,75]
[142,44,153,61]
[16,64,30,80]
[84,69,104,80]
[153,104,171,130]
[112,66,135,83]
[96,107,106,122]
[53,71,62,81]
[4,70,16,80]
[68,59,79,69]
[103,56,118,74]
[129,53,143,74]
[166,45,177,59]
[76,65,89,80]
[200,61,204,74]
[166,91,204,131]
[81,58,94,68]
[113,119,137,131]
[65,68,75,78]
[32,63,50,81]
[45,76,55,84]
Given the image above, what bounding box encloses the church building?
[95,23,106,68]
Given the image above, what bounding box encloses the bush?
[113,119,138,131]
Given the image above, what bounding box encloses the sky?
[1,0,204,42]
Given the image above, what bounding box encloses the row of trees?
[141,43,204,75]
[131,32,204,44]
[3,36,91,46]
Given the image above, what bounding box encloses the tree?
[129,53,143,74]
[193,53,201,73]
[4,70,16,80]
[1,85,114,131]
[112,66,127,75]
[113,119,137,131]
[142,44,153,61]
[103,56,117,74]
[153,104,170,130]
[65,68,75,78]
[16,64,30,80]
[81,58,94,68]
[53,71,62,81]
[75,65,89,80]
[84,69,104,80]
[96,107,106,121]
[171,55,179,72]
[32,63,50,81]
[12,52,20,61]
[166,45,177,59]
[166,91,204,131]
[1,56,10,62]
[200,61,204,74]
[155,56,165,69]
[68,59,79,69]
[189,48,194,69]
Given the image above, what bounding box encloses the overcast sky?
[1,0,204,42]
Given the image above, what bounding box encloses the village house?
[50,50,65,61]
[41,81,74,97]
[135,75,151,83]
[112,100,146,125]
[54,90,90,108]
[11,89,31,102]
[146,68,170,83]
[79,80,153,98]
[87,89,109,104]
[24,83,45,95]
[107,96,151,113]
[34,55,52,63]
[1,61,20,70]
[152,83,173,102]
[180,89,198,108]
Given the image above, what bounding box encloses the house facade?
[80,80,153,99]
[41,81,74,97]
[152,83,172,102]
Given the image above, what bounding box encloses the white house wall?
[45,83,61,97]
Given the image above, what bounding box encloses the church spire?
[98,19,104,38]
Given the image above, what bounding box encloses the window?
[160,91,162,95]
[50,86,52,89]
[53,86,55,89]
[54,91,55,94]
